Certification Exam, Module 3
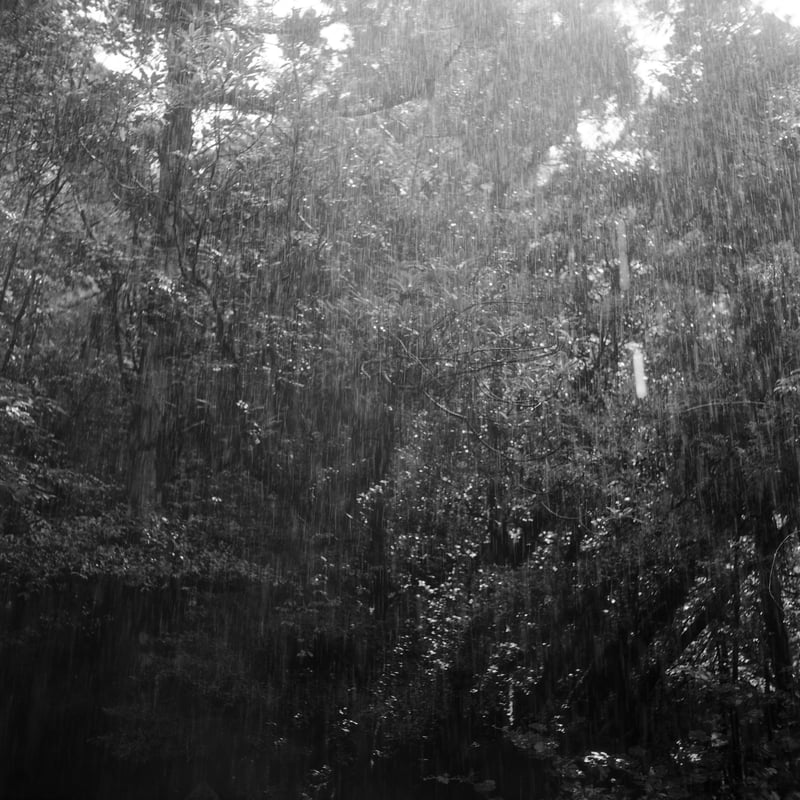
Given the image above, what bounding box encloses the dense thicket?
[2,0,800,798]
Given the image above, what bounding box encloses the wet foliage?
[2,0,800,797]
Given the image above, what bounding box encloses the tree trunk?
[363,402,396,621]
[127,333,170,516]
[127,0,197,515]
[755,515,793,692]
[156,0,196,265]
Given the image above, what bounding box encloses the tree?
[5,0,800,797]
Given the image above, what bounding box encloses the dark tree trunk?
[127,332,171,516]
[127,0,198,515]
[362,402,396,622]
[156,0,196,263]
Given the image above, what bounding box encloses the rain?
[2,0,800,798]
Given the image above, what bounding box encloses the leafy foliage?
[3,0,800,798]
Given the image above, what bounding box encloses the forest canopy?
[2,0,800,798]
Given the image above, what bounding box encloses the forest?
[2,0,800,797]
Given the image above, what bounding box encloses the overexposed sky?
[96,0,800,77]
[757,0,800,25]
[271,0,327,14]
[273,0,800,27]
